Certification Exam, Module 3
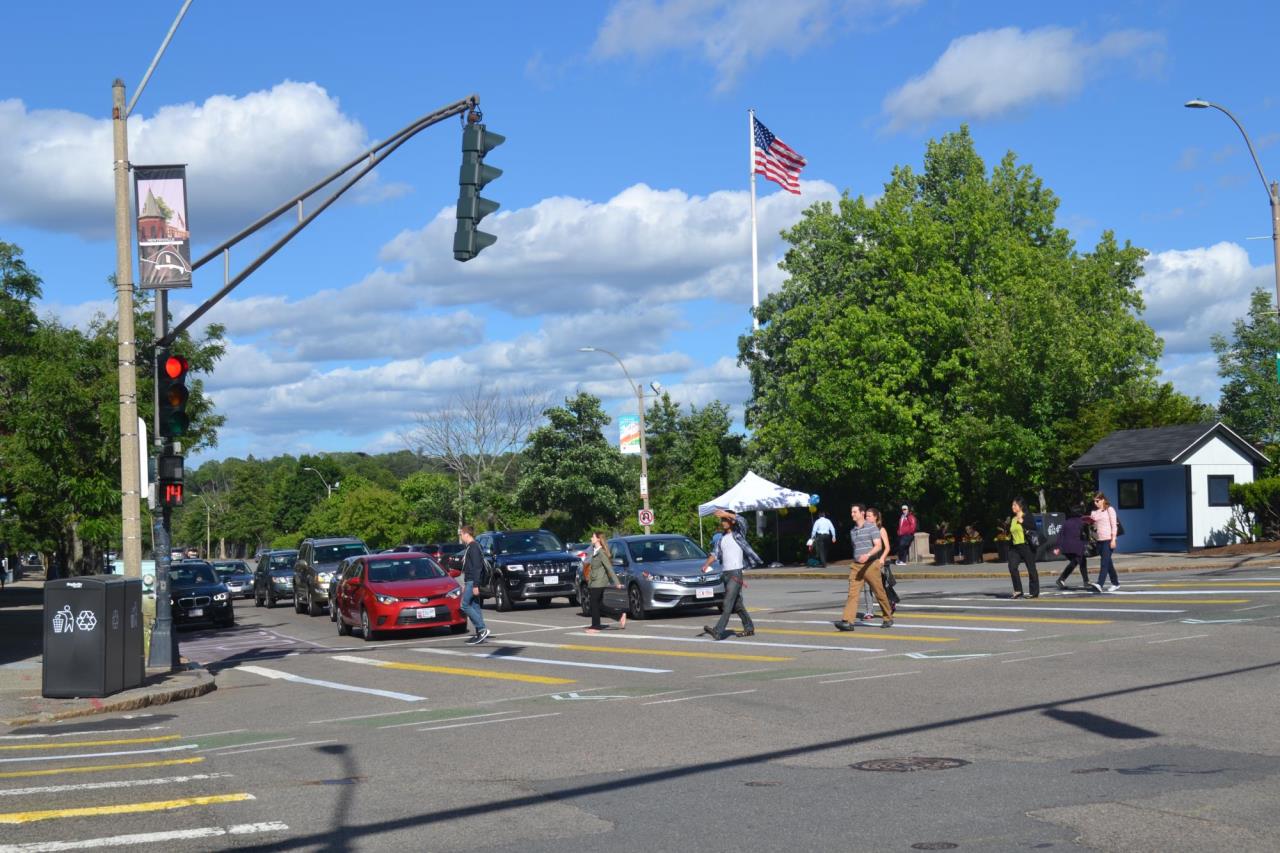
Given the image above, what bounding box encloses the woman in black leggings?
[1006,497,1039,599]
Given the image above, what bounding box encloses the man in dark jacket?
[458,525,490,645]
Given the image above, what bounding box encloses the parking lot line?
[236,664,428,701]
[0,793,253,825]
[754,627,956,643]
[489,637,796,662]
[0,758,204,781]
[415,647,672,674]
[0,736,180,752]
[0,821,290,852]
[373,660,576,685]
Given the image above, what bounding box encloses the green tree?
[516,393,627,536]
[1212,288,1280,446]
[641,394,746,537]
[742,128,1166,530]
[400,471,459,542]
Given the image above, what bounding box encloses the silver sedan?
[577,534,725,620]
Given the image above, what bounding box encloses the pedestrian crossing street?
[5,573,1276,851]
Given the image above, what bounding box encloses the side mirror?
[448,568,461,578]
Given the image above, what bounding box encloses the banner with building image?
[134,165,192,289]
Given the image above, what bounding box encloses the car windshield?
[316,543,367,563]
[493,532,565,555]
[213,562,248,573]
[268,554,296,570]
[170,564,217,585]
[437,543,464,555]
[367,557,445,583]
[627,537,707,563]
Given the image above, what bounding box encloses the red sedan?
[334,553,468,641]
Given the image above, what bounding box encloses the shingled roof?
[1070,421,1267,470]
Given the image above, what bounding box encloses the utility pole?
[112,80,143,581]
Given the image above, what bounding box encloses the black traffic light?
[453,121,504,262]
[156,349,190,439]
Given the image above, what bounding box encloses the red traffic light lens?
[163,355,189,380]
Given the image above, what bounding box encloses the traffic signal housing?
[453,122,504,262]
[156,349,190,439]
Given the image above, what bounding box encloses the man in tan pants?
[835,504,894,631]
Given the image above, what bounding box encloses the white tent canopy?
[698,471,811,516]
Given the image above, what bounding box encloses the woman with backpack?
[1006,497,1039,599]
[1089,492,1120,593]
[1053,505,1092,590]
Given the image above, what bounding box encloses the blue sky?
[4,0,1278,465]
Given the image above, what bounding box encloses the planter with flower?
[933,523,955,565]
[993,524,1011,562]
[961,526,984,564]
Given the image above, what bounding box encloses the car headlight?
[446,588,461,599]
[213,592,229,601]
[318,573,332,584]
[374,593,398,605]
[507,564,525,572]
[641,571,679,582]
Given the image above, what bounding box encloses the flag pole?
[748,108,760,330]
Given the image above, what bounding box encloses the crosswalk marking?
[0,736,180,752]
[0,793,253,824]
[886,612,1110,626]
[752,627,956,643]
[0,757,204,781]
[0,728,166,742]
[904,603,1185,614]
[414,648,672,674]
[342,657,576,685]
[566,632,883,653]
[0,746,196,765]
[0,773,233,797]
[0,821,289,852]
[235,664,428,701]
[1048,598,1248,604]
[490,637,796,662]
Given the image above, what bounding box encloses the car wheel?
[294,590,304,614]
[450,622,469,634]
[536,598,552,608]
[567,593,579,608]
[494,579,513,612]
[627,584,647,620]
[360,608,376,641]
[337,610,350,636]
[307,590,322,618]
[578,586,591,617]
[715,603,725,614]
[330,599,338,622]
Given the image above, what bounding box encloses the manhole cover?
[911,844,959,850]
[851,757,970,772]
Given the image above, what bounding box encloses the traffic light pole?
[160,95,480,348]
[149,289,177,671]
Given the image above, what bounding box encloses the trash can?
[43,576,143,698]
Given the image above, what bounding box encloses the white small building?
[1069,422,1267,551]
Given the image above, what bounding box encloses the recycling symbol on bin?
[75,610,98,632]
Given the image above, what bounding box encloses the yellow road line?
[0,757,204,780]
[553,643,793,662]
[0,735,181,752]
[0,793,251,824]
[755,627,955,643]
[900,613,1111,625]
[1049,598,1248,605]
[376,661,575,685]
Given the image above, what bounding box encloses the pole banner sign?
[618,414,641,455]
[134,165,192,289]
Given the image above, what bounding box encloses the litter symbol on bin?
[75,610,98,632]
[52,605,75,634]
[111,609,120,630]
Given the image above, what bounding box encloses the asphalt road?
[3,567,1279,852]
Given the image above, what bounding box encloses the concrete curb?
[749,561,1270,581]
[1,665,216,728]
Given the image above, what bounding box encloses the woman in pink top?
[1089,492,1119,592]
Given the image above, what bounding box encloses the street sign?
[638,508,654,527]
[639,475,648,498]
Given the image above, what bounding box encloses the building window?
[1117,479,1144,509]
[1207,475,1234,507]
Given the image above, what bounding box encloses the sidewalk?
[0,573,215,727]
[750,548,1280,580]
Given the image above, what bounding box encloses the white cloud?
[0,82,378,240]
[379,180,839,315]
[593,0,920,91]
[882,26,1165,130]
[1140,242,1269,356]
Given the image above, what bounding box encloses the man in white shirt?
[700,508,760,640]
[809,510,836,567]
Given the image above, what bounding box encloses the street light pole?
[191,493,211,558]
[580,347,651,534]
[302,467,334,499]
[1185,99,1280,315]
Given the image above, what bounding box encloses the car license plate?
[189,607,203,616]
[415,607,435,620]
[543,575,559,585]
[695,588,713,599]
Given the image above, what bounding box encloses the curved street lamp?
[302,466,336,499]
[580,346,652,533]
[1184,99,1280,314]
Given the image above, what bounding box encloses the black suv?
[294,537,369,616]
[254,549,298,608]
[476,529,581,611]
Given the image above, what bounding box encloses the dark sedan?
[254,549,298,608]
[212,559,254,598]
[169,561,234,628]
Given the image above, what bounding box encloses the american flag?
[753,116,806,194]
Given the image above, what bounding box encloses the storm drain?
[851,757,970,772]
